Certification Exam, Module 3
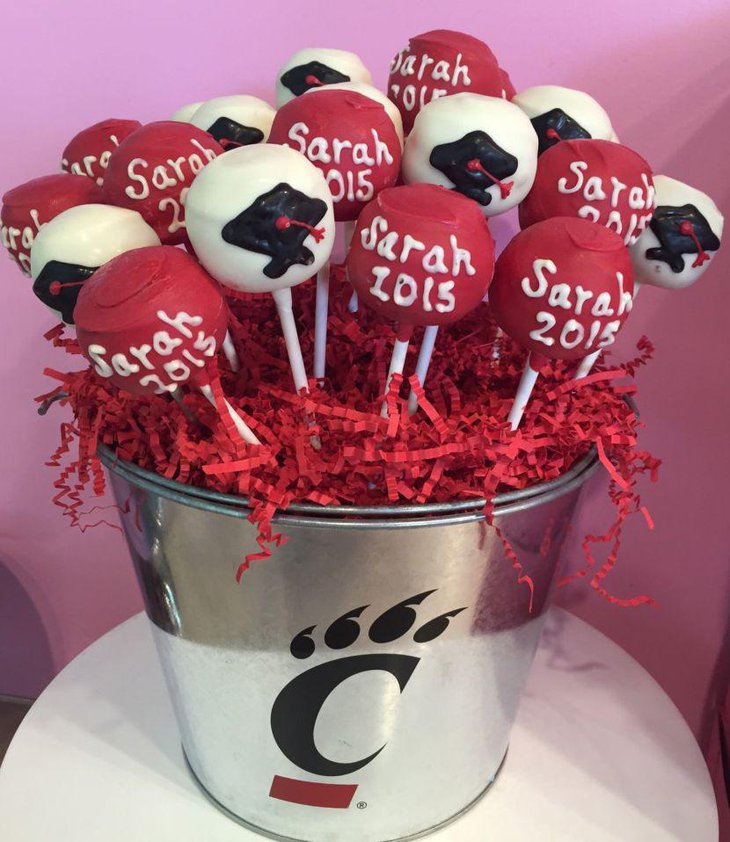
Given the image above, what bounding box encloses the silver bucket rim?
[99,444,601,529]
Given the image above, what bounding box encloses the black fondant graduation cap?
[531,108,591,156]
[33,260,97,324]
[206,117,264,151]
[647,204,721,272]
[222,182,328,279]
[430,131,518,207]
[280,61,349,96]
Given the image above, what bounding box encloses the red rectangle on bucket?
[269,775,358,809]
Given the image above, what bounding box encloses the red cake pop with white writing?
[489,217,634,427]
[270,88,402,380]
[61,119,141,185]
[388,30,506,134]
[102,122,223,245]
[1,174,104,276]
[348,183,495,413]
[519,138,656,246]
[74,245,259,443]
[270,88,402,222]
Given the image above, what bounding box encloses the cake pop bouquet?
[6,28,723,605]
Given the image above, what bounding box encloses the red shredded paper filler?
[39,265,659,607]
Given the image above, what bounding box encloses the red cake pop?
[1,174,103,275]
[102,122,224,245]
[489,217,634,427]
[519,139,656,246]
[74,246,260,444]
[388,30,505,134]
[348,183,495,412]
[270,89,402,222]
[61,119,142,185]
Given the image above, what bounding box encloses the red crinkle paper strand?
[38,266,659,607]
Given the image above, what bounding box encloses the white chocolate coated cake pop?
[190,95,275,150]
[171,102,204,122]
[630,175,723,289]
[304,81,404,146]
[276,48,372,107]
[402,93,538,217]
[512,85,616,157]
[185,143,335,294]
[30,204,160,323]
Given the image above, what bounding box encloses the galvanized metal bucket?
[101,446,599,842]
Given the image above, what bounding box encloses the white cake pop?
[303,81,404,146]
[29,204,160,323]
[190,95,276,150]
[402,93,538,217]
[512,85,616,157]
[630,175,723,290]
[276,48,372,107]
[185,144,335,294]
[170,101,204,122]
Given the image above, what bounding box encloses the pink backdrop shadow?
[1,0,728,808]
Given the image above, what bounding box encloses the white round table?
[0,608,717,842]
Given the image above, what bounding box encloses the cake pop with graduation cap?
[402,93,538,216]
[630,175,723,290]
[185,144,335,395]
[512,86,616,157]
[190,95,275,151]
[29,204,160,324]
[276,48,372,107]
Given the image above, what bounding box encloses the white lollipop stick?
[508,353,544,430]
[313,263,330,381]
[381,335,411,417]
[407,324,439,415]
[344,221,359,313]
[273,287,309,395]
[574,349,600,380]
[222,330,240,372]
[198,384,261,445]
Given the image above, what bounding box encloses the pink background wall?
[1,0,728,804]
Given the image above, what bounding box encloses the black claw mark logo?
[647,204,720,272]
[530,108,591,156]
[281,61,350,97]
[221,182,328,279]
[205,116,265,151]
[429,130,518,207]
[271,590,467,778]
[33,260,97,324]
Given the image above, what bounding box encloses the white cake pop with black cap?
[190,95,275,150]
[185,144,335,294]
[402,93,538,217]
[303,81,404,146]
[630,175,723,290]
[276,48,372,107]
[512,85,616,157]
[29,204,160,324]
